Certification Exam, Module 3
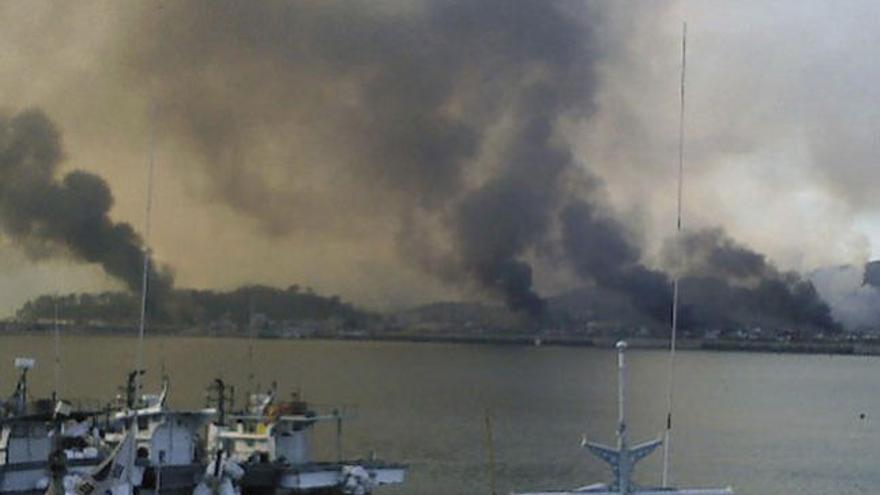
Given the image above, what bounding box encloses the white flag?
[75,428,135,495]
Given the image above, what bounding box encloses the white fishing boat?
[48,372,213,495]
[53,427,137,495]
[0,359,105,495]
[102,373,215,495]
[205,380,405,495]
[74,101,216,495]
[512,342,731,495]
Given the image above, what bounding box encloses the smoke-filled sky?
[0,1,878,319]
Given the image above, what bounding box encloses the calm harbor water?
[0,335,878,494]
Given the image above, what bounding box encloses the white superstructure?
[206,380,406,494]
[513,342,732,495]
[0,359,104,495]
[101,374,215,495]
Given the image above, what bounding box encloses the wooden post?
[484,409,497,495]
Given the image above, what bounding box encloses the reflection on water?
[0,335,878,494]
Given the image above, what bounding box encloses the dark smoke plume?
[450,85,593,318]
[668,228,838,330]
[0,109,172,309]
[123,0,598,319]
[108,0,840,330]
[863,260,880,288]
[560,199,671,322]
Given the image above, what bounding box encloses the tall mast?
[615,341,631,494]
[247,293,256,397]
[134,101,157,405]
[616,341,628,450]
[53,296,61,401]
[662,21,687,488]
[484,409,497,495]
[582,341,663,493]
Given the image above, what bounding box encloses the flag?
[75,428,135,495]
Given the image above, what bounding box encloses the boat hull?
[239,461,406,494]
[138,462,206,495]
[513,490,734,495]
[0,458,102,495]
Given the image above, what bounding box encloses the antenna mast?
[484,409,497,495]
[247,293,256,397]
[135,101,158,403]
[53,296,61,401]
[662,21,687,488]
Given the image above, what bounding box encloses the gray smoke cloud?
[668,228,837,330]
[451,86,592,317]
[863,261,880,288]
[808,261,880,332]
[118,0,604,319]
[88,0,840,330]
[0,109,172,309]
[560,199,671,322]
[0,1,857,332]
[579,1,877,272]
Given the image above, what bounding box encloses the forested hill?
[15,285,375,328]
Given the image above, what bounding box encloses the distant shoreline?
[3,325,880,357]
[294,333,880,356]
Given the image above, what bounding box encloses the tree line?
[15,284,375,329]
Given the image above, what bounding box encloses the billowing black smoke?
[123,0,599,320]
[0,109,172,309]
[668,228,838,330]
[863,260,880,288]
[560,199,671,322]
[111,1,840,329]
[451,86,593,318]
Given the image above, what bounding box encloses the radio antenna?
[662,21,687,488]
[134,100,157,403]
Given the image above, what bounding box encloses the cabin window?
[138,417,149,430]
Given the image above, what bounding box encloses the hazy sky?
[0,1,877,313]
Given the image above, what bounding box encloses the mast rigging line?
[662,21,687,488]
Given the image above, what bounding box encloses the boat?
[204,379,406,494]
[513,341,731,495]
[73,100,216,495]
[56,426,136,495]
[101,372,215,495]
[0,358,106,495]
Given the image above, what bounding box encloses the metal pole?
[616,341,628,449]
[135,100,157,400]
[157,451,165,495]
[335,409,343,463]
[484,410,497,495]
[662,21,687,488]
[53,297,61,401]
[247,294,256,397]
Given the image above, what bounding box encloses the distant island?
[8,283,880,358]
[11,285,377,335]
